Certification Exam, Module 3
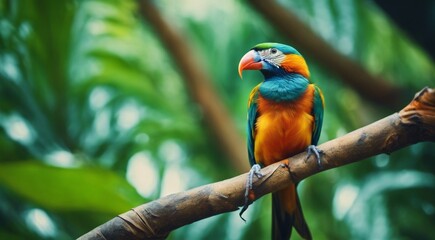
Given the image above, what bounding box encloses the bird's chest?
[254,91,314,166]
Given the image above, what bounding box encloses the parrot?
[238,42,324,240]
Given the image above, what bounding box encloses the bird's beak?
[238,50,262,79]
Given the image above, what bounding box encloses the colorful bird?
[238,42,324,240]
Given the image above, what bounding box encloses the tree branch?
[248,0,411,109]
[138,0,249,172]
[78,87,435,239]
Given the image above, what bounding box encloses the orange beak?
[238,50,262,79]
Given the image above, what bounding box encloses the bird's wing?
[247,84,261,166]
[311,85,324,145]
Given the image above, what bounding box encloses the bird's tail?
[272,185,312,240]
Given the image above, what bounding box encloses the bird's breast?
[254,85,315,166]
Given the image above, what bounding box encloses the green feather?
[311,85,324,145]
[252,42,302,55]
[247,84,260,166]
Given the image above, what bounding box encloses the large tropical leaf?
[0,161,144,213]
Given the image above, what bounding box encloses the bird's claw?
[305,145,323,169]
[250,164,263,179]
[239,164,263,221]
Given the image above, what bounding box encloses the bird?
[238,42,324,240]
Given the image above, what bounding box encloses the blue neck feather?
[259,71,309,102]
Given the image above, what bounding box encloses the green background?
[1,0,434,239]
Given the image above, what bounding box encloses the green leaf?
[0,161,145,214]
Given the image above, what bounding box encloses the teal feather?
[311,85,324,145]
[247,85,259,167]
[253,42,301,56]
[259,74,309,102]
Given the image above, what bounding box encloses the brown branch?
[137,0,249,172]
[248,0,411,109]
[78,87,435,239]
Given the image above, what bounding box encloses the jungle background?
[1,0,434,239]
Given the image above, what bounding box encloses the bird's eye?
[270,48,278,54]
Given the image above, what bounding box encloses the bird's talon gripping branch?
[251,164,263,179]
[239,164,263,221]
[306,145,323,168]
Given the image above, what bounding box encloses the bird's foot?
[305,145,323,169]
[239,164,263,221]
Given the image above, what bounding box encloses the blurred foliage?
[0,0,434,239]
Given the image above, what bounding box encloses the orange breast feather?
[254,85,315,166]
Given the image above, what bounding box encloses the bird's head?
[238,42,310,79]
